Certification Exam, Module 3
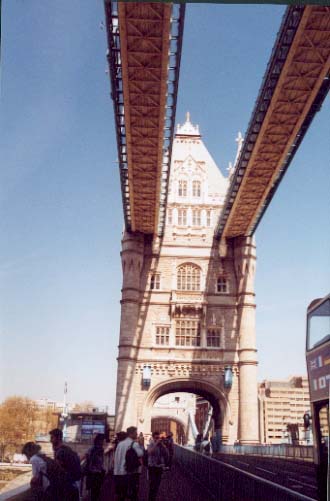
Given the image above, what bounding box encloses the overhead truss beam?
[216,6,330,239]
[104,1,185,235]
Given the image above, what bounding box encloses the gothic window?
[177,264,201,291]
[150,273,161,290]
[206,210,212,227]
[192,180,201,197]
[155,326,170,345]
[178,180,187,197]
[167,209,172,225]
[178,209,187,226]
[207,327,221,347]
[175,319,201,347]
[217,277,228,293]
[192,209,201,226]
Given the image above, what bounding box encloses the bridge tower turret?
[115,230,144,430]
[234,236,259,444]
[115,114,260,444]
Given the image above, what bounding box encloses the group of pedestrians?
[22,428,106,500]
[22,428,84,500]
[22,426,174,501]
[113,427,174,501]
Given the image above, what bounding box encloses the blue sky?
[1,2,329,412]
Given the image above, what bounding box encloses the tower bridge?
[101,4,330,497]
[104,2,330,442]
[4,4,328,501]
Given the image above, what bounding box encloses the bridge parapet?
[218,443,314,462]
[175,445,316,501]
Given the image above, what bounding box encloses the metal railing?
[217,444,314,462]
[175,445,316,501]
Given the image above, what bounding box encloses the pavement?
[99,464,208,501]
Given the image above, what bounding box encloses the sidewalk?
[99,464,207,501]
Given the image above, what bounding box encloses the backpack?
[37,454,67,498]
[125,443,140,473]
[55,444,82,482]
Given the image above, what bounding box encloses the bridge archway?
[140,378,232,442]
[151,415,187,444]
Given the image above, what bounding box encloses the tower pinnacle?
[176,112,200,136]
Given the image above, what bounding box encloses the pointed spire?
[176,112,200,136]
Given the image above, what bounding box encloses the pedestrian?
[84,433,106,501]
[165,432,174,468]
[147,431,169,501]
[107,432,127,474]
[49,428,82,501]
[113,426,144,501]
[201,434,212,456]
[194,433,202,452]
[22,442,49,498]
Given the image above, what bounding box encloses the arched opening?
[143,379,232,448]
[151,416,186,445]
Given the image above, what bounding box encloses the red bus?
[306,294,330,501]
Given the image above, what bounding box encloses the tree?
[0,397,38,460]
[72,401,96,412]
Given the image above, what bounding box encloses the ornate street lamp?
[224,366,233,389]
[142,365,151,388]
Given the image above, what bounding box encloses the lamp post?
[61,381,68,442]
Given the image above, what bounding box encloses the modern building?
[115,114,259,444]
[63,411,110,443]
[258,376,311,445]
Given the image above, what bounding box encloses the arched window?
[178,180,187,197]
[177,264,201,291]
[217,277,228,293]
[192,180,201,197]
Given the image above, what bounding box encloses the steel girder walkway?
[104,1,185,235]
[216,6,330,239]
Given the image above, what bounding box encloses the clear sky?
[1,2,329,412]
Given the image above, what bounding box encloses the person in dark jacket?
[84,434,105,501]
[49,428,81,501]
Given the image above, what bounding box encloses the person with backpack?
[49,428,82,501]
[22,442,49,498]
[83,433,105,501]
[113,426,144,501]
[22,441,67,500]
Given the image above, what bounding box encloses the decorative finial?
[176,113,200,136]
[227,161,234,179]
[234,131,244,166]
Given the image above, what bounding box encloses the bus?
[306,294,330,501]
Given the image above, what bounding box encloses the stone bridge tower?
[115,114,259,444]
